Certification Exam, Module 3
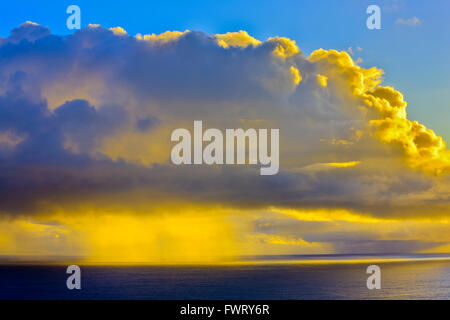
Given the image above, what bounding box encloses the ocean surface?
[1,255,450,299]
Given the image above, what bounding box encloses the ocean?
[1,255,450,299]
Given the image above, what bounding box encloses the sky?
[0,0,449,139]
[0,0,449,264]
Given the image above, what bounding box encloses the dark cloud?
[0,22,448,223]
[7,22,50,44]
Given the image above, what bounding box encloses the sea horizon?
[2,254,450,299]
[1,253,450,266]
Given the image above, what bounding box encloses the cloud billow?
[0,22,449,259]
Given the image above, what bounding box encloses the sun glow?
[0,207,239,265]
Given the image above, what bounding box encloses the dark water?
[1,259,450,299]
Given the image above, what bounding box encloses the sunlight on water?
[1,255,450,299]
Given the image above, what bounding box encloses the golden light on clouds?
[0,206,240,264]
[82,211,237,264]
[216,30,262,49]
[1,23,450,264]
[316,74,328,87]
[308,48,450,174]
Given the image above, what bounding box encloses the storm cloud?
[1,22,450,259]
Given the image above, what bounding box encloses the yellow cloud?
[271,206,389,224]
[290,66,302,86]
[3,26,450,263]
[268,37,300,58]
[295,161,361,173]
[81,211,237,264]
[263,235,310,246]
[216,30,261,49]
[327,161,360,168]
[109,26,127,35]
[0,218,74,256]
[309,48,450,174]
[317,74,328,87]
[0,206,239,264]
[87,24,101,29]
[99,125,172,165]
[137,30,189,44]
[309,49,383,95]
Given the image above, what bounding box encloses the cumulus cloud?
[4,21,51,44]
[0,22,449,260]
[396,17,422,26]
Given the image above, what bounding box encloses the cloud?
[0,22,449,260]
[5,21,51,44]
[396,17,422,26]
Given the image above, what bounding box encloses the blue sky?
[0,0,449,139]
